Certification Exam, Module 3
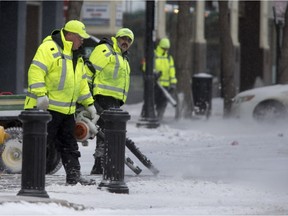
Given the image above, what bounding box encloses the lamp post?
[137,0,160,129]
[273,2,287,84]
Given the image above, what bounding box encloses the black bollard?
[98,108,130,194]
[17,108,51,198]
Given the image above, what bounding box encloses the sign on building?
[81,1,123,35]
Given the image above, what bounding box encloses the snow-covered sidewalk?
[1,99,288,215]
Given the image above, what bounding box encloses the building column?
[193,1,207,74]
[155,0,166,39]
[230,1,241,94]
[260,1,272,85]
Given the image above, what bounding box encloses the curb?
[0,195,88,211]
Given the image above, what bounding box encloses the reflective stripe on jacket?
[86,37,130,103]
[24,29,93,114]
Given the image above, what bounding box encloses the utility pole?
[137,0,160,128]
[273,4,285,84]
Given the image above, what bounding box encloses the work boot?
[157,108,165,121]
[66,169,96,186]
[90,157,103,175]
[91,142,104,175]
[66,176,96,186]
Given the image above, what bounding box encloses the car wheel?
[253,100,287,122]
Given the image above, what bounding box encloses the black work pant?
[47,110,81,177]
[94,95,122,129]
[93,95,122,158]
[154,84,168,119]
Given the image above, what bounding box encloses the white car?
[231,84,288,121]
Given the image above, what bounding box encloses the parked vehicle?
[231,84,288,122]
[0,94,62,174]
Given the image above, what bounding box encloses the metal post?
[98,108,130,194]
[275,21,283,83]
[17,109,51,198]
[137,0,160,129]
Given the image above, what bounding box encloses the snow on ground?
[1,98,288,215]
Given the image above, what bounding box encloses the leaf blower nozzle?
[74,110,98,142]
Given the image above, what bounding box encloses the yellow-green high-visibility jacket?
[86,37,130,103]
[154,45,177,87]
[24,29,94,114]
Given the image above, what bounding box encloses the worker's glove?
[153,71,162,81]
[86,105,99,124]
[168,84,176,93]
[37,95,49,111]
